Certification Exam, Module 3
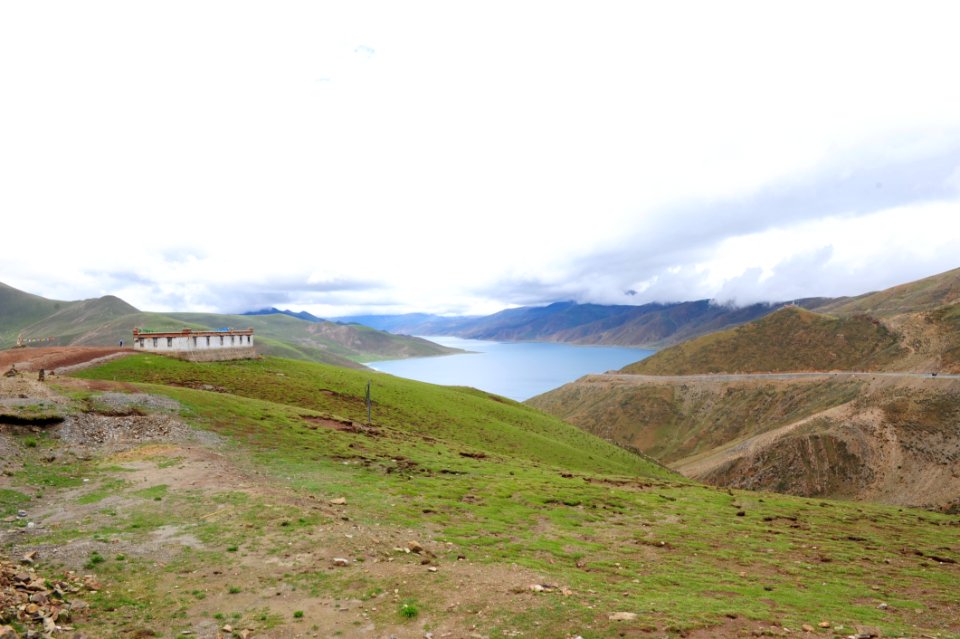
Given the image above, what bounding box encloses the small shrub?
[227,545,239,552]
[399,603,418,619]
[293,610,304,619]
[228,586,241,594]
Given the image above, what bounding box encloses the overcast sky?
[2,1,959,317]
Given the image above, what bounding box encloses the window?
[152,338,158,347]
[166,337,173,347]
[231,335,235,344]
[206,336,210,346]
[138,338,144,347]
[219,336,224,345]
[192,336,197,347]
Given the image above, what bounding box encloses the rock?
[42,617,56,634]
[802,624,814,632]
[0,625,19,639]
[329,497,347,505]
[21,550,38,565]
[529,584,545,592]
[221,625,233,633]
[818,621,831,628]
[608,612,637,622]
[877,602,888,610]
[427,566,438,572]
[17,510,27,518]
[407,541,424,554]
[332,557,350,567]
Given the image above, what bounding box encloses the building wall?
[133,333,254,352]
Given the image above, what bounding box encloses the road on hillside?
[593,370,960,384]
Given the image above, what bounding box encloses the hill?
[530,268,960,507]
[1,355,957,637]
[0,281,460,367]
[529,372,960,510]
[242,307,326,323]
[0,282,71,346]
[621,306,907,375]
[816,266,960,317]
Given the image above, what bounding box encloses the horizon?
[2,2,960,317]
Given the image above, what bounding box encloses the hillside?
[1,354,957,638]
[816,266,960,317]
[530,269,960,508]
[0,281,460,366]
[529,372,960,510]
[622,306,906,375]
[0,282,70,346]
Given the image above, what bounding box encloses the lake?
[368,336,654,401]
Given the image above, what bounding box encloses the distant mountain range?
[0,282,459,368]
[335,299,819,347]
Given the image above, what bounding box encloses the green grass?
[46,354,960,637]
[0,488,30,517]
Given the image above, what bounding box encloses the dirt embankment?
[532,373,960,510]
[0,346,132,375]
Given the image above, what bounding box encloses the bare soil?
[0,346,132,374]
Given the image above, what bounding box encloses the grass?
[10,354,953,638]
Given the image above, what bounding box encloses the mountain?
[0,281,460,367]
[335,299,790,347]
[242,307,326,322]
[529,267,960,508]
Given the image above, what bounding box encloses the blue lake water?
[368,336,654,401]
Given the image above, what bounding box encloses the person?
[119,340,124,348]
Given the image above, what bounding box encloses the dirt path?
[0,346,132,374]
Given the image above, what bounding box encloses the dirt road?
[0,346,131,374]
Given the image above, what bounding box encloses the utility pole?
[365,380,372,424]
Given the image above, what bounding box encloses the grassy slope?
[32,355,955,638]
[74,355,665,478]
[622,307,905,375]
[817,267,960,317]
[0,282,73,346]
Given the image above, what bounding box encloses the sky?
[2,1,960,318]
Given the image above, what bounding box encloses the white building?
[132,327,255,361]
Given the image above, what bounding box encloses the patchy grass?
[11,355,953,638]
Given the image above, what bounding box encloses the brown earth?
[530,373,960,510]
[0,346,132,374]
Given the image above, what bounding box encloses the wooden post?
[365,380,372,424]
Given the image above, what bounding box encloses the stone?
[427,566,438,572]
[330,497,347,505]
[21,550,38,565]
[332,557,350,567]
[608,612,637,622]
[407,541,424,554]
[877,602,888,610]
[802,625,814,632]
[818,622,831,628]
[0,625,19,639]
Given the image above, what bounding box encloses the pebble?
[332,557,350,567]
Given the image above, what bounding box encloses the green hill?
[0,281,72,345]
[622,306,906,375]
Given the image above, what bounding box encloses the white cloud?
[1,1,959,315]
